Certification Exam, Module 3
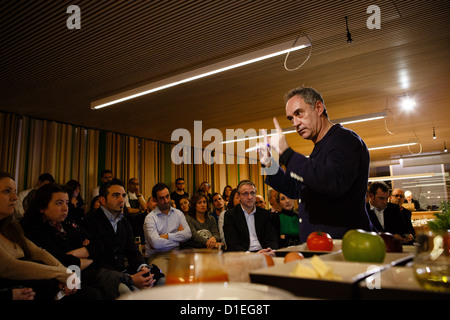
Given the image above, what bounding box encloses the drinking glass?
[166,249,229,285]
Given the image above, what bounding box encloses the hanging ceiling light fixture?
[91,36,311,110]
[345,16,353,43]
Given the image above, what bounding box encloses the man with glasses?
[389,188,415,243]
[223,180,278,253]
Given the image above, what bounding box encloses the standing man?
[223,180,278,254]
[258,86,372,242]
[144,183,191,274]
[170,178,190,209]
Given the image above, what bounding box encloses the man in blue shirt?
[258,87,373,242]
[144,183,191,274]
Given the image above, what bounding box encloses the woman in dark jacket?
[21,183,120,299]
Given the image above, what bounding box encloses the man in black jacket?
[367,182,413,243]
[223,180,278,253]
[83,180,156,291]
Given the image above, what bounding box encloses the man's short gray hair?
[284,86,328,118]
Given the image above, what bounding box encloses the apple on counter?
[342,229,386,263]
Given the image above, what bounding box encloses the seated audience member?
[82,180,158,292]
[222,185,233,204]
[143,183,191,274]
[146,196,157,213]
[255,195,267,209]
[0,286,35,300]
[390,188,415,241]
[124,177,148,246]
[198,181,213,210]
[223,180,278,254]
[21,183,121,299]
[92,169,113,198]
[15,173,55,219]
[367,181,413,244]
[88,195,101,215]
[404,190,421,211]
[0,172,78,300]
[218,188,240,247]
[210,192,226,223]
[170,178,190,209]
[178,196,190,215]
[65,179,86,224]
[183,193,222,249]
[267,188,282,213]
[273,193,301,248]
[125,178,147,216]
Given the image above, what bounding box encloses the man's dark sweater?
[265,124,373,242]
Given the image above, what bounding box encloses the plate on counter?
[275,240,342,257]
[250,256,389,299]
[319,251,414,266]
[358,266,450,299]
[118,282,299,300]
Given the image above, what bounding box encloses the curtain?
[0,111,266,209]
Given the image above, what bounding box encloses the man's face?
[155,188,171,212]
[369,188,389,211]
[100,185,126,214]
[286,96,322,142]
[146,197,157,212]
[212,194,224,210]
[200,182,210,193]
[128,178,139,192]
[390,189,405,206]
[176,180,185,191]
[255,195,266,209]
[238,184,256,209]
[101,172,113,183]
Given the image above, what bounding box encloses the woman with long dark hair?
[183,193,221,249]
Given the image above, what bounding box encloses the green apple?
[342,229,386,263]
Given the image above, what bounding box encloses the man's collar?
[240,204,256,215]
[101,206,123,221]
[369,202,384,213]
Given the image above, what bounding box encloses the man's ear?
[315,100,325,116]
[99,196,106,206]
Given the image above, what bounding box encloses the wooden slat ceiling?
[1,0,449,165]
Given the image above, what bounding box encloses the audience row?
[1,169,415,300]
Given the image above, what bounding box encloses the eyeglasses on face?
[239,191,256,197]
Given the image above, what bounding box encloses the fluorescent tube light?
[91,36,311,110]
[368,142,418,151]
[368,173,434,182]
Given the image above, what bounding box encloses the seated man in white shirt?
[143,183,191,274]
